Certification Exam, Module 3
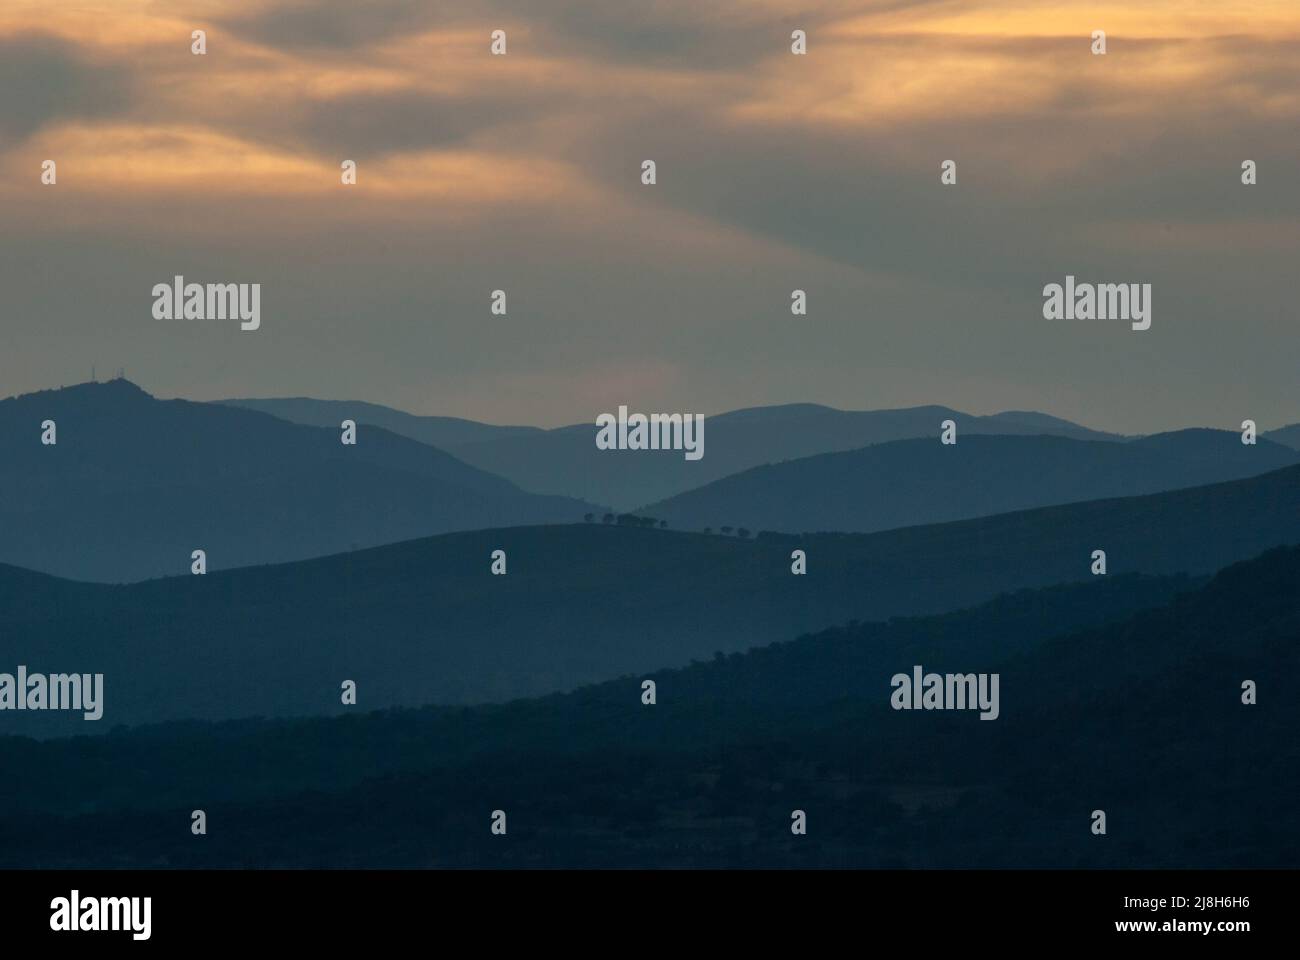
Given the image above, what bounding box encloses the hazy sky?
[1,0,1296,431]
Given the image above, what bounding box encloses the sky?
[0,0,1296,432]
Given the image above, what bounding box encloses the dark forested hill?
[2,544,1294,869]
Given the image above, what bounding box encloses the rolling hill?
[644,430,1300,533]
[3,461,1299,737]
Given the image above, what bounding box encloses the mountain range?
[0,380,595,582]
[6,381,1296,583]
[221,394,1300,511]
[2,378,1298,868]
[219,397,1126,508]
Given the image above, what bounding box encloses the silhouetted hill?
[0,380,595,581]
[216,396,542,448]
[1267,422,1300,450]
[645,430,1299,533]
[3,462,1298,737]
[222,397,1119,508]
[0,570,1197,816]
[2,544,1294,868]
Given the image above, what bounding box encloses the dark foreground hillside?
[1,545,1294,868]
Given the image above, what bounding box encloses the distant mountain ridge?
[644,429,1300,533]
[0,380,596,582]
[220,397,1123,508]
[215,396,542,449]
[1267,423,1300,450]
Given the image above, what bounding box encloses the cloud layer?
[0,0,1296,431]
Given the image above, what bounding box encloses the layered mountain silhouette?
[217,396,542,449]
[0,570,1200,819]
[644,430,1300,533]
[0,380,595,582]
[4,462,1299,737]
[3,544,1294,868]
[220,397,1121,508]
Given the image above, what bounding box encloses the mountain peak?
[88,377,151,397]
[3,378,154,405]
